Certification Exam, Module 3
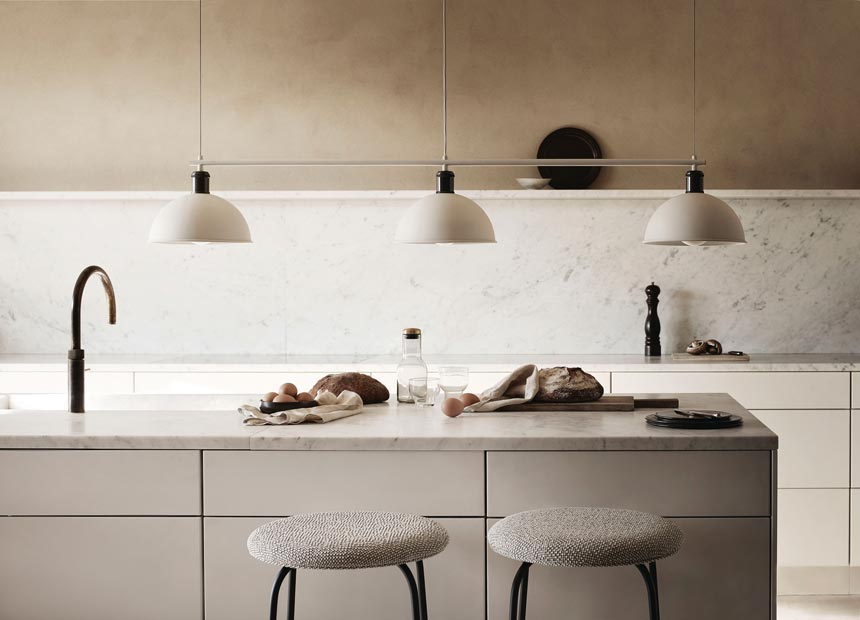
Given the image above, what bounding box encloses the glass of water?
[410,375,440,407]
[439,366,469,399]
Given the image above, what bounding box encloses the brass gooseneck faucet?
[69,266,116,413]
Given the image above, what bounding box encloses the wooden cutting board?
[496,396,680,412]
[671,353,750,362]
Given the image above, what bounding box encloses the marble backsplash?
[0,190,856,356]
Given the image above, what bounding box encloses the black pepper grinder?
[644,282,662,357]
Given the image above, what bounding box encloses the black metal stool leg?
[286,568,297,620]
[518,564,530,620]
[635,563,660,620]
[649,561,660,618]
[269,567,292,620]
[398,564,422,620]
[508,562,532,620]
[416,561,429,620]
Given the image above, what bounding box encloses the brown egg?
[273,393,296,403]
[296,392,314,402]
[441,397,465,418]
[262,391,278,403]
[278,383,298,397]
[460,393,480,407]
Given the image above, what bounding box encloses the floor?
[779,596,860,619]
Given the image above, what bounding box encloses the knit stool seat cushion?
[248,511,449,570]
[488,507,683,568]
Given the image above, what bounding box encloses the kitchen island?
[0,393,776,620]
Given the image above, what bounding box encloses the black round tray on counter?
[645,411,743,429]
[260,400,319,414]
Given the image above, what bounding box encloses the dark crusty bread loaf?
[534,367,604,402]
[311,372,390,404]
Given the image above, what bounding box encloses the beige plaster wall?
[0,0,857,191]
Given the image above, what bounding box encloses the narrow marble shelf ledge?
[0,353,857,373]
[0,189,857,203]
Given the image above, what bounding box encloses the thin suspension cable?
[441,0,448,168]
[691,0,696,162]
[198,0,203,163]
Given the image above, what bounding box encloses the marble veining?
[0,393,776,451]
[0,192,857,356]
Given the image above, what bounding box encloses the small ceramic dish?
[516,178,552,190]
[260,400,319,414]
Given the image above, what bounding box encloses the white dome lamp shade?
[149,170,251,244]
[395,170,495,244]
[644,170,745,246]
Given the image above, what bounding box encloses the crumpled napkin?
[465,364,540,412]
[239,390,363,425]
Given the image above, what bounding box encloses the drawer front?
[778,489,848,567]
[204,451,484,516]
[488,517,771,620]
[0,450,201,515]
[0,517,201,620]
[752,410,849,488]
[853,411,860,487]
[854,373,859,409]
[0,371,133,394]
[133,372,325,394]
[487,451,771,517]
[851,490,860,566]
[205,517,484,620]
[611,371,848,409]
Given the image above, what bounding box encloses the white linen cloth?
[465,364,540,412]
[239,390,363,425]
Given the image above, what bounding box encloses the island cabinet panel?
[752,410,849,488]
[204,517,484,620]
[487,517,771,620]
[203,451,484,516]
[487,451,771,518]
[133,371,325,394]
[0,450,201,515]
[610,371,848,409]
[0,517,201,620]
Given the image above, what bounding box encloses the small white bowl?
[516,178,552,190]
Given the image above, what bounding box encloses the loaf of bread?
[534,367,604,402]
[311,372,390,404]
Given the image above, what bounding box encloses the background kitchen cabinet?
[204,517,485,620]
[0,517,201,620]
[611,371,848,409]
[487,517,771,620]
[134,371,326,394]
[777,489,849,594]
[752,410,849,488]
[0,370,132,393]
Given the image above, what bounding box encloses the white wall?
[0,190,856,356]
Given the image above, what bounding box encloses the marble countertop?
[0,353,857,372]
[0,393,776,451]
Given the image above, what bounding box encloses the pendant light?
[149,0,251,244]
[643,0,745,247]
[395,0,496,244]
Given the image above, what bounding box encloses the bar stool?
[488,507,683,620]
[248,511,449,620]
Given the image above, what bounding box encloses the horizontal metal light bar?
[190,158,705,168]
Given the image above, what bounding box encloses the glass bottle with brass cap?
[397,328,427,403]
